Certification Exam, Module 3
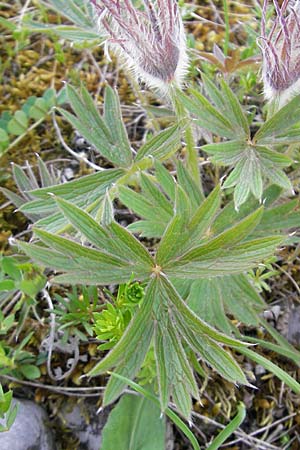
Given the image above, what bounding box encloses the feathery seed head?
[90,0,188,94]
[260,0,300,107]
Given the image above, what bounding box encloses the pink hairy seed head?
[90,0,188,93]
[260,0,300,106]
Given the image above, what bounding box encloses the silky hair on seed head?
[90,0,189,95]
[260,0,300,107]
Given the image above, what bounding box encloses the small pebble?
[255,365,267,376]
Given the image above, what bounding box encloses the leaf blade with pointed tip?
[135,124,182,162]
[103,85,133,167]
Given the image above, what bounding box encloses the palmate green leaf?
[23,21,101,42]
[202,140,247,165]
[108,222,154,267]
[103,86,132,166]
[28,168,125,200]
[19,168,124,232]
[156,215,186,266]
[101,392,166,450]
[188,280,233,336]
[219,79,249,139]
[17,242,80,271]
[88,273,250,419]
[119,177,173,238]
[256,199,300,234]
[187,275,265,334]
[202,129,293,208]
[267,128,300,145]
[153,288,198,417]
[159,276,246,348]
[174,184,191,219]
[186,184,221,247]
[135,124,181,162]
[257,146,292,167]
[254,94,300,144]
[124,171,220,243]
[232,158,255,208]
[154,325,194,418]
[104,324,153,404]
[119,186,158,221]
[176,161,204,207]
[139,183,221,259]
[263,166,293,191]
[99,191,114,226]
[165,236,282,278]
[43,0,95,29]
[177,89,236,139]
[180,76,249,139]
[201,73,249,140]
[153,276,248,417]
[140,174,173,220]
[182,325,247,385]
[212,143,291,208]
[36,227,150,278]
[158,276,249,385]
[128,220,166,238]
[183,207,264,258]
[18,222,150,285]
[53,196,153,267]
[154,161,176,202]
[53,270,144,285]
[211,185,300,242]
[212,184,288,235]
[59,84,132,167]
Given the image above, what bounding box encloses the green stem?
[169,86,203,194]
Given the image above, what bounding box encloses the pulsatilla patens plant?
[261,0,300,107]
[9,80,300,419]
[178,74,297,209]
[6,0,300,423]
[90,0,188,92]
[17,161,282,418]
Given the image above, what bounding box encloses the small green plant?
[0,88,66,157]
[0,256,47,336]
[93,279,145,350]
[0,256,46,300]
[247,257,279,293]
[0,333,42,380]
[54,285,99,343]
[0,384,18,432]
